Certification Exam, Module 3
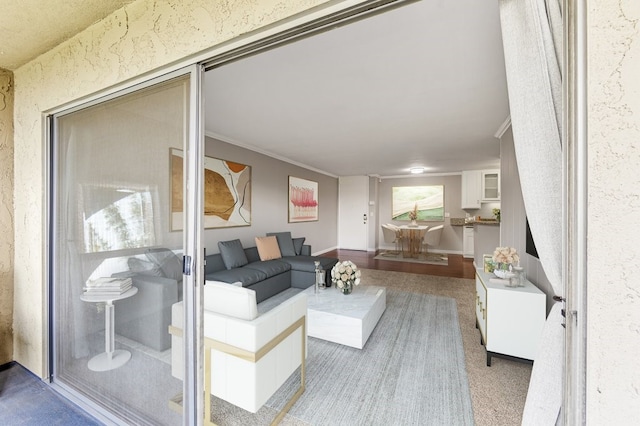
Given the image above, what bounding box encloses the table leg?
[105,300,114,361]
[87,299,131,372]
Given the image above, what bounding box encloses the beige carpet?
[356,269,532,426]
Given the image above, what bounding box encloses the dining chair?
[381,224,401,256]
[422,225,444,256]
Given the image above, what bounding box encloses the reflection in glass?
[81,185,157,253]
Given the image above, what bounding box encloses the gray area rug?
[373,252,449,266]
[211,289,474,425]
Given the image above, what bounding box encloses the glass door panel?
[52,75,193,425]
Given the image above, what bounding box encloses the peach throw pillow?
[255,236,282,261]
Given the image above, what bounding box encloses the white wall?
[587,1,640,423]
[499,126,553,312]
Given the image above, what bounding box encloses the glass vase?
[340,281,353,295]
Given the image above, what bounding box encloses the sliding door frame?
[182,64,205,426]
[42,0,586,424]
[564,0,588,424]
[46,64,205,425]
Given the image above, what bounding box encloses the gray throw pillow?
[128,257,165,277]
[218,239,249,270]
[292,237,306,256]
[145,248,183,281]
[266,232,296,257]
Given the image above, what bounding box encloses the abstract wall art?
[288,176,318,222]
[392,185,444,222]
[171,148,251,230]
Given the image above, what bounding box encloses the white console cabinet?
[475,270,546,366]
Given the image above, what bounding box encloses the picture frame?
[391,185,444,222]
[288,176,318,222]
[170,148,251,230]
[483,254,495,273]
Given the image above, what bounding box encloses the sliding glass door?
[50,67,203,425]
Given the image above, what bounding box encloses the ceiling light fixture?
[410,167,425,174]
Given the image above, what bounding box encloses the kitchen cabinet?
[463,226,474,258]
[481,170,500,201]
[475,270,546,366]
[461,170,482,209]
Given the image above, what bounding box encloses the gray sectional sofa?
[112,232,338,351]
[205,232,339,303]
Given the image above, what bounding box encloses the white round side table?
[80,286,138,372]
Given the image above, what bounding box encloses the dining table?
[398,225,429,258]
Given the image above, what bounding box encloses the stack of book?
[83,277,132,297]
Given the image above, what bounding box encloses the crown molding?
[205,131,338,178]
[379,172,461,180]
[494,115,512,139]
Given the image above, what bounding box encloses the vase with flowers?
[492,246,520,280]
[408,203,419,226]
[331,260,361,295]
[492,208,501,222]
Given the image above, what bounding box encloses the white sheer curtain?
[59,127,90,359]
[498,0,564,424]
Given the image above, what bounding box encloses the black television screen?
[526,218,539,259]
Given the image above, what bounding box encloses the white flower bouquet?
[331,260,361,294]
[492,246,520,265]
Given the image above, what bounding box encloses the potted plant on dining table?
[408,203,418,226]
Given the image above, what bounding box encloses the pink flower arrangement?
[492,247,520,265]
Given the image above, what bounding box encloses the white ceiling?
[2,0,509,178]
[205,0,509,177]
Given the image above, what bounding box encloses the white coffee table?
[80,287,138,371]
[302,285,386,349]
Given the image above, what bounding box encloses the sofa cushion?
[203,280,258,321]
[255,236,282,261]
[145,248,183,281]
[292,237,305,255]
[128,257,165,277]
[205,267,266,286]
[244,259,291,279]
[218,239,249,270]
[267,232,296,257]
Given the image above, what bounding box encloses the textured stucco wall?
[587,1,640,423]
[0,68,14,365]
[12,0,338,377]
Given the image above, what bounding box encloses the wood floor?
[322,249,477,279]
